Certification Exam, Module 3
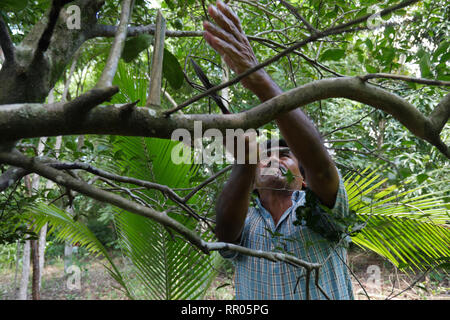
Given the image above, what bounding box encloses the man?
[204,1,354,299]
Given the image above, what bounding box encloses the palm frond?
[107,62,218,299]
[27,203,132,297]
[345,168,450,271]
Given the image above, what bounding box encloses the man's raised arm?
[204,1,339,210]
[215,163,256,243]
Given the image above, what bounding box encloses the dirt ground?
[0,248,448,300]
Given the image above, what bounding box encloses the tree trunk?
[31,239,40,300]
[64,242,73,274]
[13,240,21,297]
[17,240,30,300]
[38,225,47,290]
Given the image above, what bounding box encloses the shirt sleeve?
[297,170,353,244]
[218,209,252,261]
[328,170,349,219]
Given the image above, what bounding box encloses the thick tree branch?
[0,0,104,105]
[96,0,133,88]
[89,24,203,39]
[0,16,15,64]
[0,77,448,157]
[33,0,73,62]
[0,166,28,192]
[428,93,450,133]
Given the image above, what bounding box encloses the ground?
[0,247,448,300]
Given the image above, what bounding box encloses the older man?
[205,1,354,299]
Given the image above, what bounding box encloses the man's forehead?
[261,146,291,154]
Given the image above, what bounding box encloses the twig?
[279,0,319,35]
[163,0,417,116]
[206,242,322,270]
[327,0,419,33]
[322,110,376,137]
[119,99,140,115]
[182,165,232,202]
[386,267,433,300]
[46,160,185,203]
[359,73,450,87]
[334,248,371,300]
[248,35,344,77]
[234,0,285,22]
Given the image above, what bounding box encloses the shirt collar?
[254,189,304,228]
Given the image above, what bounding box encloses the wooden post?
[146,10,166,109]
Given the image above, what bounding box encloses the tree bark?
[31,239,40,300]
[17,240,30,300]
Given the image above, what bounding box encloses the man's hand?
[203,1,282,101]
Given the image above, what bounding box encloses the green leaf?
[419,53,433,78]
[121,34,152,63]
[162,48,184,89]
[365,64,378,73]
[319,48,346,62]
[0,0,28,12]
[416,173,429,185]
[172,18,183,30]
[164,0,175,10]
[432,41,449,62]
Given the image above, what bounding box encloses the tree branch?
[279,0,319,35]
[163,0,417,117]
[182,165,232,203]
[0,166,28,192]
[47,159,186,204]
[327,0,419,33]
[428,92,450,134]
[0,16,15,64]
[359,73,450,87]
[0,77,448,157]
[89,24,203,39]
[63,86,119,116]
[96,0,134,88]
[33,0,73,62]
[205,242,321,270]
[0,150,209,253]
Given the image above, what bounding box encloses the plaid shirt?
[220,175,354,300]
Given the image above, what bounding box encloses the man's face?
[254,147,304,193]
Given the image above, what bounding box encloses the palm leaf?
[27,203,132,298]
[345,168,450,271]
[108,61,219,299]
